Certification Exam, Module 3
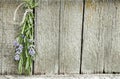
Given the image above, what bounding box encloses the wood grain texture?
[0,0,22,4]
[60,0,83,74]
[0,1,23,74]
[81,0,104,73]
[2,0,120,74]
[2,74,120,79]
[0,0,17,3]
[0,3,2,74]
[34,0,60,74]
[0,74,120,79]
[82,0,120,73]
[0,50,1,74]
[103,0,120,73]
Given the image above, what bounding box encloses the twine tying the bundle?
[13,2,33,25]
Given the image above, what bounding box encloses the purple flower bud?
[28,45,35,49]
[13,40,19,47]
[21,34,26,38]
[29,48,35,56]
[16,51,21,54]
[16,44,23,53]
[14,54,20,61]
[19,44,23,49]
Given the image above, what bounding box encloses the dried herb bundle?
[14,0,38,75]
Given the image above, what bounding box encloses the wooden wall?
[0,0,120,75]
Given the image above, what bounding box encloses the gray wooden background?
[0,0,120,75]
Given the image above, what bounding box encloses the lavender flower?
[29,48,35,56]
[16,44,23,53]
[21,34,26,38]
[13,40,19,47]
[16,51,20,54]
[28,45,35,49]
[14,54,20,61]
[19,44,23,49]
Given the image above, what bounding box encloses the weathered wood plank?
[82,0,120,73]
[0,3,3,74]
[0,0,22,4]
[81,0,104,73]
[34,0,60,74]
[0,2,23,74]
[0,29,2,74]
[0,0,17,3]
[60,0,83,74]
[1,75,120,79]
[104,0,120,73]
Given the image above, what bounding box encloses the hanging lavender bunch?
[13,0,38,75]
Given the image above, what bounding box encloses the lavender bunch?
[13,0,37,75]
[14,41,23,60]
